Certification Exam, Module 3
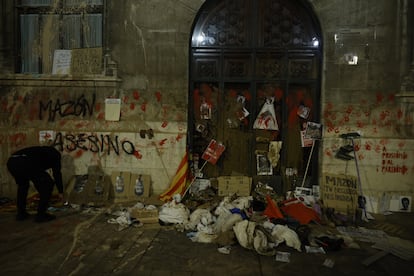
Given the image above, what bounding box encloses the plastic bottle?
[135,175,144,196]
[115,175,124,193]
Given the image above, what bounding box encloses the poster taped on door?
[253,97,279,130]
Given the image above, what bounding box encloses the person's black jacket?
[11,146,63,193]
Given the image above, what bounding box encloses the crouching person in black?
[7,146,64,222]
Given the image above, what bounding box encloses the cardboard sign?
[321,173,358,213]
[128,174,151,201]
[201,139,225,165]
[111,171,131,203]
[110,171,151,203]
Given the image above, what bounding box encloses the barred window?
[17,0,103,74]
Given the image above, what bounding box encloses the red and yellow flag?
[159,150,190,202]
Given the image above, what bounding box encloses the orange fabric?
[263,195,284,219]
[280,200,321,225]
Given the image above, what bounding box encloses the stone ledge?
[0,74,121,88]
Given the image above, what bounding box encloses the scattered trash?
[275,251,291,263]
[217,246,231,254]
[323,258,335,268]
[305,245,326,254]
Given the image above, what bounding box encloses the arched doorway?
[189,0,322,193]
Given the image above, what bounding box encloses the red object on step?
[263,195,284,219]
[280,198,321,225]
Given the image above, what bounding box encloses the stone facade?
[0,0,413,212]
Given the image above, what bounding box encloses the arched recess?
[188,0,322,193]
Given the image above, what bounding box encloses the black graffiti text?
[53,132,135,155]
[39,94,96,121]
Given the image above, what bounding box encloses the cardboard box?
[85,173,110,206]
[111,171,131,203]
[109,172,151,203]
[218,176,252,196]
[67,175,89,204]
[129,208,159,224]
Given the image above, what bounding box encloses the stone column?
[396,0,414,137]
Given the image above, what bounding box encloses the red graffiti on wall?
[176,134,183,142]
[155,91,162,102]
[141,102,147,112]
[380,147,409,175]
[133,90,140,101]
[122,96,129,104]
[376,93,384,104]
[161,121,168,128]
[133,150,143,159]
[74,150,83,158]
[159,139,168,146]
[9,133,27,148]
[130,103,135,110]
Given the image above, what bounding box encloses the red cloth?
[263,195,284,219]
[280,199,321,224]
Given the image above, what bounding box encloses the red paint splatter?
[133,150,142,159]
[398,141,405,148]
[325,149,333,157]
[9,133,26,147]
[388,94,395,102]
[176,134,183,142]
[74,150,83,158]
[229,89,237,98]
[365,143,371,150]
[159,139,168,146]
[242,90,252,101]
[274,88,283,101]
[326,102,333,110]
[141,103,147,112]
[97,112,104,120]
[379,139,388,146]
[162,105,168,117]
[29,107,38,121]
[130,103,135,110]
[95,103,101,112]
[161,121,168,128]
[346,106,353,114]
[133,90,140,100]
[155,91,162,102]
[380,111,389,121]
[357,121,364,128]
[122,96,129,103]
[376,93,384,104]
[344,115,349,122]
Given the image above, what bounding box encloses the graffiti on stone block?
[39,94,96,121]
[52,132,136,156]
[379,147,409,175]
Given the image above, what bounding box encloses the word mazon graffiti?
[39,94,95,121]
[52,132,135,155]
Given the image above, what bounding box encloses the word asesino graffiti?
[52,132,135,155]
[39,94,95,121]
